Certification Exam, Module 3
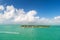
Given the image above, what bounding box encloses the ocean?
[0,25,60,40]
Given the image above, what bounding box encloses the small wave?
[0,31,20,34]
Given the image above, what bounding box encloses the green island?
[21,25,50,28]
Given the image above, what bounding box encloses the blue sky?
[0,0,60,25]
[0,0,60,18]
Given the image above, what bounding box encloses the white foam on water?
[0,31,20,34]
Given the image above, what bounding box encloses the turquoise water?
[0,25,60,40]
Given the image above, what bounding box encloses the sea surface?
[0,25,60,40]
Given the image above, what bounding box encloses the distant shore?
[21,25,50,28]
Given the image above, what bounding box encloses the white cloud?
[51,16,60,24]
[0,5,60,25]
[0,5,4,10]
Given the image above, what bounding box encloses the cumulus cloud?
[0,5,4,10]
[0,5,60,25]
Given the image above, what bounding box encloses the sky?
[1,0,60,18]
[0,0,60,25]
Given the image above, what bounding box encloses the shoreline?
[21,25,50,28]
